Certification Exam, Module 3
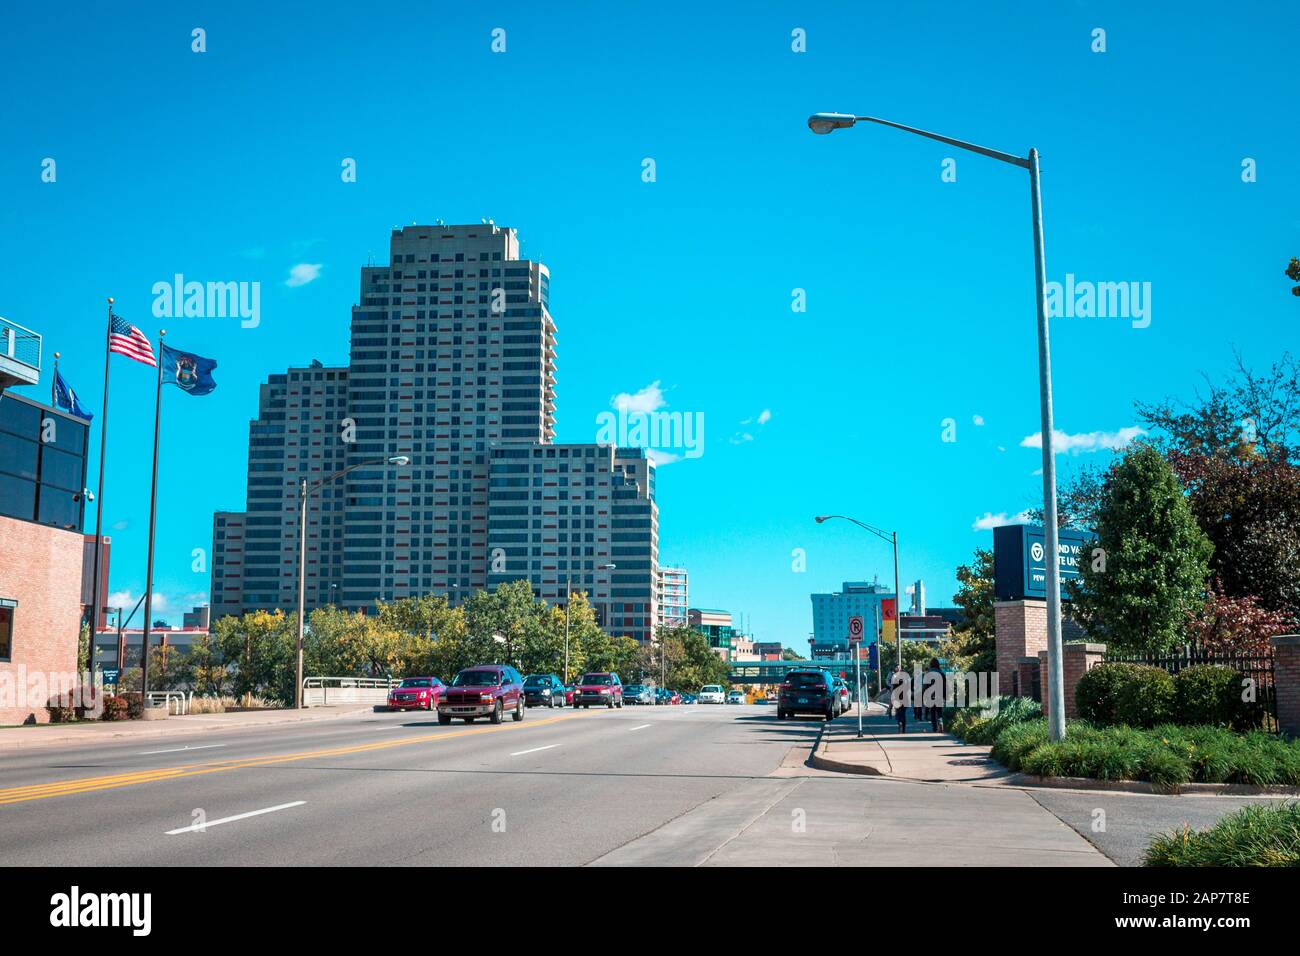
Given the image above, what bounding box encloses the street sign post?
[848,616,864,737]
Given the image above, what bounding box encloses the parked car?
[574,672,623,709]
[698,684,725,705]
[680,693,696,705]
[834,679,851,714]
[523,673,567,708]
[386,676,445,712]
[726,690,745,705]
[437,665,525,725]
[663,690,681,705]
[562,684,576,705]
[777,669,837,721]
[623,684,655,705]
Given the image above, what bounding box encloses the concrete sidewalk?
[812,702,1014,783]
[0,704,375,751]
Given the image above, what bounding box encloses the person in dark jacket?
[891,667,909,733]
[925,658,945,732]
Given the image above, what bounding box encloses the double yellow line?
[0,712,581,806]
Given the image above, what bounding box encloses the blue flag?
[53,368,93,420]
[161,344,217,396]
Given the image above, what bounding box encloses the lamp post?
[808,111,1066,742]
[295,455,410,708]
[564,563,615,684]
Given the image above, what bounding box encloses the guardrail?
[302,676,399,708]
[145,690,192,715]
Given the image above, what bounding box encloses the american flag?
[108,313,156,367]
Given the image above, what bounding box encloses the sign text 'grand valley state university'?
[992,524,1095,602]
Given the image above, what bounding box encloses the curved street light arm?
[852,115,1030,169]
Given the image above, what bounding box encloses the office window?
[0,602,13,662]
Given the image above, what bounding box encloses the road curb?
[1008,773,1300,796]
[0,705,376,752]
[808,722,886,776]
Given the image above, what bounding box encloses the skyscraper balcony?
[0,318,41,391]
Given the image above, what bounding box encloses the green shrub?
[1115,665,1175,727]
[1173,664,1247,728]
[1145,802,1300,866]
[991,718,1052,771]
[121,692,143,720]
[947,695,1041,745]
[1075,662,1142,725]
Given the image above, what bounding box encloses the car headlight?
[541,688,551,695]
[599,688,610,695]
[480,693,495,702]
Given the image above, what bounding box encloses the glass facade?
[0,394,89,532]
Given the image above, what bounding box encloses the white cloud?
[972,414,985,426]
[757,409,772,425]
[611,381,665,415]
[111,520,129,531]
[972,510,1032,531]
[647,449,680,466]
[1020,426,1145,454]
[285,263,323,287]
[730,432,754,445]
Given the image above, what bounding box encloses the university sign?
[993,524,1095,602]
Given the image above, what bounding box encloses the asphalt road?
[1,703,1266,866]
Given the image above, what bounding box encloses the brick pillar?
[995,600,1047,693]
[1039,643,1106,719]
[1017,657,1041,702]
[1271,634,1300,738]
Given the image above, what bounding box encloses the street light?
[815,514,900,739]
[564,563,616,684]
[295,455,410,708]
[808,111,1067,742]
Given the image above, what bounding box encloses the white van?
[698,685,725,704]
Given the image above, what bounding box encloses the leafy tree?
[1287,256,1300,297]
[780,647,803,661]
[1137,352,1300,617]
[1069,445,1214,653]
[1185,580,1295,654]
[187,632,228,696]
[939,548,996,673]
[214,609,295,703]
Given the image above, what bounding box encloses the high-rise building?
[212,223,657,641]
[810,581,894,650]
[487,443,657,642]
[655,565,688,630]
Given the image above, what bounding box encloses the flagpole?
[87,299,114,663]
[51,351,59,406]
[140,329,165,702]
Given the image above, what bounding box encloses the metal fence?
[1103,643,1277,731]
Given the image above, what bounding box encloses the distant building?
[182,605,210,630]
[689,608,734,659]
[730,633,757,661]
[810,581,893,650]
[656,566,688,631]
[754,641,783,661]
[93,626,209,672]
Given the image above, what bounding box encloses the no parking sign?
[847,615,864,644]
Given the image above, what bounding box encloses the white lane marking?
[628,724,651,731]
[166,801,306,835]
[138,743,227,756]
[510,744,559,757]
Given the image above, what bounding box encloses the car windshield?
[452,670,501,687]
[399,678,432,688]
[581,674,612,685]
[702,685,722,693]
[787,672,827,687]
[524,676,548,685]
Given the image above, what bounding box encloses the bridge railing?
[302,676,399,708]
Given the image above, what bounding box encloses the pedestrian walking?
[926,658,945,732]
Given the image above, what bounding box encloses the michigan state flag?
[161,344,217,396]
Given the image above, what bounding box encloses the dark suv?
[523,673,567,708]
[437,665,525,725]
[777,669,836,720]
[573,672,623,709]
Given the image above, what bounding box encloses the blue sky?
[2,2,1295,646]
